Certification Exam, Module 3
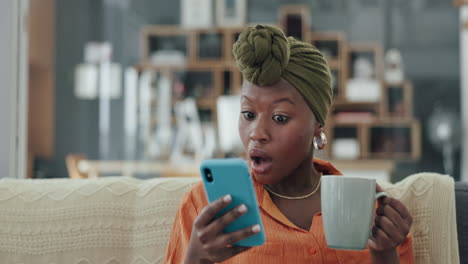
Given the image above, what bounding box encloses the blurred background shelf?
[28,1,464,182]
[132,4,422,169]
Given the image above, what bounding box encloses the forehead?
[240,78,305,104]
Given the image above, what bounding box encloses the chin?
[252,171,280,185]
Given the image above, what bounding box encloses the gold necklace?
[263,175,322,200]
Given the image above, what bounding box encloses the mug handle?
[375,192,387,200]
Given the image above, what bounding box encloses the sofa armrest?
[455,181,468,263]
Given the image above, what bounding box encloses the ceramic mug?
[321,175,387,250]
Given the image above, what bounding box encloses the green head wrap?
[233,24,333,126]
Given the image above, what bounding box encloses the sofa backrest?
[0,177,200,264]
[0,174,461,264]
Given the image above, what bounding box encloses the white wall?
[0,0,28,178]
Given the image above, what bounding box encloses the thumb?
[367,237,379,251]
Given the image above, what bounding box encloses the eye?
[241,111,255,120]
[272,114,288,124]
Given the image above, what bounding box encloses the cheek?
[277,126,314,154]
[294,133,313,153]
[238,119,249,147]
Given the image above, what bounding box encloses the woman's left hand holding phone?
[184,194,261,264]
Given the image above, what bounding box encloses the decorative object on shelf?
[138,71,154,145]
[170,98,204,163]
[331,126,359,159]
[181,0,213,29]
[217,95,243,156]
[384,49,405,85]
[74,63,98,99]
[99,60,122,100]
[124,67,138,160]
[74,42,122,100]
[150,48,186,66]
[216,0,247,27]
[427,106,461,176]
[332,138,360,160]
[201,122,217,159]
[150,74,173,159]
[142,27,190,62]
[346,56,381,102]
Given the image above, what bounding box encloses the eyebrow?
[272,97,295,105]
[241,96,295,105]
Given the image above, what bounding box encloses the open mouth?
[251,156,271,165]
[250,149,273,174]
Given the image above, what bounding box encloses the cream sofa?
[0,173,459,264]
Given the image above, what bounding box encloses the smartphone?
[200,158,265,247]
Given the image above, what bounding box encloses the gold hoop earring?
[313,132,327,150]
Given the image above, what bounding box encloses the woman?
[164,25,413,264]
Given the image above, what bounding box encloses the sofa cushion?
[378,173,459,264]
[455,181,468,263]
[0,177,200,264]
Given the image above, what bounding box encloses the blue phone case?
[200,158,266,247]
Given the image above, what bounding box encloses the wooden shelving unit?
[135,4,421,162]
[381,80,414,120]
[278,4,312,42]
[345,43,384,81]
[309,32,347,100]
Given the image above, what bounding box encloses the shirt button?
[309,248,317,255]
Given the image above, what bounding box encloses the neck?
[266,157,322,197]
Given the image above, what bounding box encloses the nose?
[250,116,270,143]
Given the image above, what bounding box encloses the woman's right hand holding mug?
[184,194,261,264]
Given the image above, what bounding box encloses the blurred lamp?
[427,107,461,176]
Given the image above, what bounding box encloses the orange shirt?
[164,159,414,263]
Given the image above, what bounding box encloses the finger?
[382,197,412,223]
[215,224,261,247]
[375,215,405,243]
[367,235,378,250]
[204,204,248,237]
[376,203,410,235]
[194,195,232,228]
[369,226,397,251]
